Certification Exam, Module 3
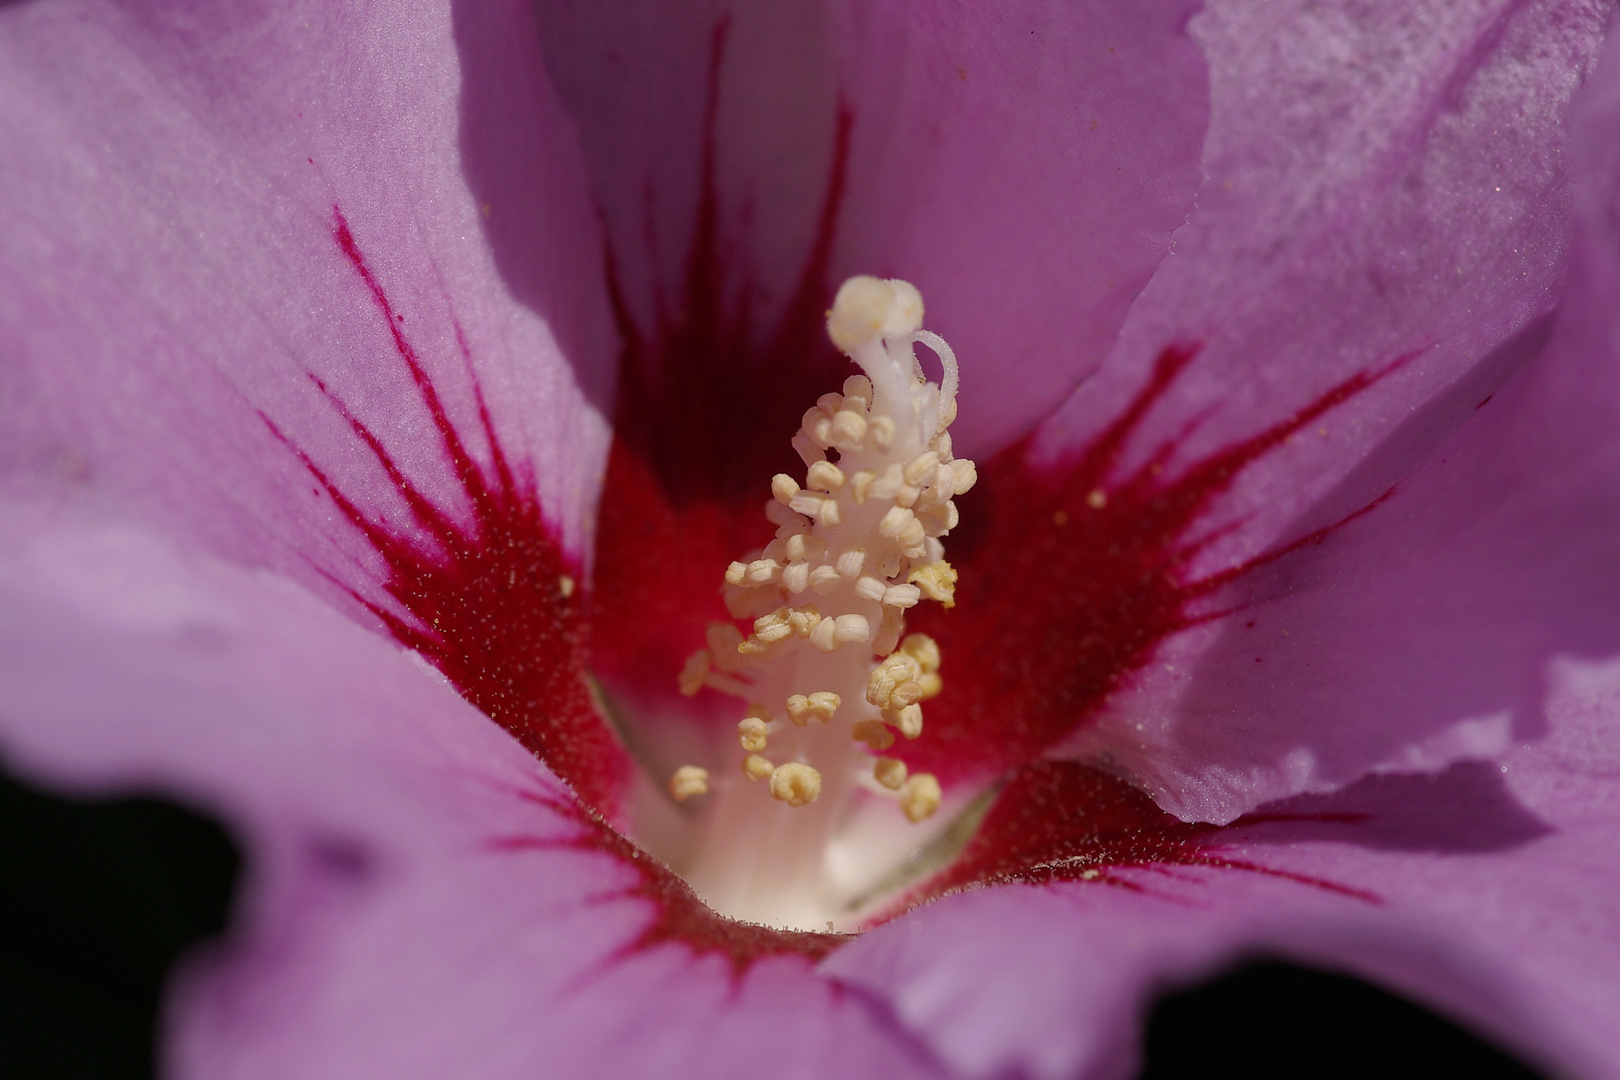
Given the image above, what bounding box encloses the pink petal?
[0,0,614,586]
[535,0,1209,449]
[0,506,935,1079]
[829,657,1620,1079]
[1040,0,1614,818]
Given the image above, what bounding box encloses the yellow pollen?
[899,774,942,822]
[873,757,908,790]
[668,765,710,801]
[770,763,823,806]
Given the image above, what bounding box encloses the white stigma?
[669,276,975,930]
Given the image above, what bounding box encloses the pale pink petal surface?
[1046,0,1614,820]
[828,20,1620,1078]
[0,0,614,589]
[534,0,1210,450]
[0,505,938,1080]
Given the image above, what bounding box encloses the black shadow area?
[1139,961,1547,1080]
[0,765,240,1080]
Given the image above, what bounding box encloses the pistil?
[668,276,973,929]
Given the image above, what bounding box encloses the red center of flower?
[268,20,1394,967]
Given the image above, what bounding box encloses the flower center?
[657,276,975,930]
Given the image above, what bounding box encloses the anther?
[909,562,958,607]
[851,470,875,504]
[743,754,775,781]
[782,562,810,593]
[830,410,868,451]
[725,561,748,586]
[833,614,871,644]
[836,548,865,579]
[786,534,826,562]
[678,651,710,696]
[904,451,940,486]
[872,758,907,791]
[771,474,800,505]
[769,763,823,807]
[738,712,770,752]
[891,703,924,739]
[806,461,846,492]
[869,415,895,451]
[899,774,942,822]
[851,719,896,751]
[879,505,916,540]
[882,584,921,609]
[669,766,710,802]
[854,576,886,602]
[809,565,842,595]
[949,458,977,494]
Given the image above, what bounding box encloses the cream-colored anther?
[895,485,921,509]
[785,534,826,562]
[835,548,865,579]
[869,415,896,451]
[918,465,955,507]
[830,410,868,450]
[669,766,710,802]
[764,501,804,530]
[842,374,873,408]
[890,681,924,709]
[817,392,845,414]
[807,691,841,721]
[788,491,825,517]
[917,673,943,699]
[873,608,905,656]
[809,617,840,652]
[787,692,841,725]
[782,562,810,593]
[870,464,904,502]
[771,474,800,505]
[851,470,876,504]
[891,703,924,739]
[808,564,842,595]
[883,584,921,609]
[873,757,908,790]
[742,754,775,781]
[853,576,886,602]
[738,712,770,753]
[833,614,871,644]
[812,415,834,445]
[878,505,916,540]
[899,773,942,822]
[786,606,822,637]
[746,559,781,585]
[904,451,941,486]
[818,498,842,527]
[949,458,978,495]
[769,762,823,807]
[792,431,824,466]
[806,461,845,492]
[678,651,710,696]
[852,719,896,751]
[725,561,748,586]
[932,431,953,460]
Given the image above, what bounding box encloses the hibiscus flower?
[2,0,1618,1077]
